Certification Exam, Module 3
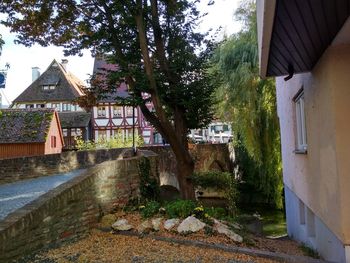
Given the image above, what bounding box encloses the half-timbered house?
[92,57,160,144]
[11,59,92,149]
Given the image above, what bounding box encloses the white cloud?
[0,0,240,105]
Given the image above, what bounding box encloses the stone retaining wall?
[144,144,232,189]
[0,148,126,185]
[0,144,231,186]
[0,152,158,263]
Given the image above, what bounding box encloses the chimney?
[61,59,68,71]
[32,67,41,82]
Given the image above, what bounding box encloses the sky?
[0,0,241,105]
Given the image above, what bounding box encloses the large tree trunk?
[177,159,195,200]
[134,2,195,199]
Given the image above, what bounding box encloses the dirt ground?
[29,211,306,263]
[32,231,280,263]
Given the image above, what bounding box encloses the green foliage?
[300,243,320,259]
[74,131,144,151]
[139,201,161,218]
[138,157,159,202]
[164,200,197,219]
[191,171,239,215]
[210,0,283,208]
[191,171,233,191]
[205,207,227,219]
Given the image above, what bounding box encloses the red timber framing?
[92,102,158,144]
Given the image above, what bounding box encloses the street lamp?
[128,88,137,156]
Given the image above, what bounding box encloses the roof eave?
[257,0,276,78]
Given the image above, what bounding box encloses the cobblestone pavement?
[0,169,86,220]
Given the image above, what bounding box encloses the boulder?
[213,220,243,243]
[177,216,206,233]
[100,214,117,228]
[152,218,163,231]
[164,219,180,230]
[112,219,133,231]
[137,220,153,234]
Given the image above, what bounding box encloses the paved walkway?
[0,169,86,221]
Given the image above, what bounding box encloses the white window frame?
[295,91,307,152]
[97,106,106,117]
[113,106,123,117]
[125,106,133,117]
[62,103,71,112]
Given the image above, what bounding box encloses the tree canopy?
[211,1,283,208]
[0,0,216,198]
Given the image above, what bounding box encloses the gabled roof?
[0,109,56,143]
[58,112,91,128]
[93,56,131,103]
[13,59,85,103]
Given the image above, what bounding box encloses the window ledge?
[294,149,307,154]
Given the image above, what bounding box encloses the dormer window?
[43,85,56,91]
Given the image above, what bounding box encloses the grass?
[238,204,287,237]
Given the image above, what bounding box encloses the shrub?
[204,207,227,219]
[191,171,239,216]
[165,200,197,218]
[74,131,144,151]
[140,201,161,218]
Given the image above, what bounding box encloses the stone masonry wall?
[0,144,231,186]
[0,148,125,184]
[0,152,158,263]
[144,144,232,189]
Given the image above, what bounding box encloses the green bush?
[191,171,239,216]
[74,131,144,151]
[165,200,197,218]
[204,207,227,219]
[191,171,232,191]
[140,201,161,218]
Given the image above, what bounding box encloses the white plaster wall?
[278,43,350,261]
[285,187,346,263]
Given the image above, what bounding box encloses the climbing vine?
[138,157,159,202]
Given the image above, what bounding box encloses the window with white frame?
[97,106,106,117]
[113,106,123,117]
[294,91,307,152]
[62,103,71,112]
[126,106,133,117]
[51,103,60,111]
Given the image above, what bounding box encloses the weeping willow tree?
[211,1,283,208]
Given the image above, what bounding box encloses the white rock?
[164,219,180,230]
[177,216,206,233]
[112,219,133,231]
[152,218,163,231]
[137,220,152,233]
[214,220,243,243]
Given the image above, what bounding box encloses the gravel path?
[0,169,86,220]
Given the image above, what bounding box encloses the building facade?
[258,1,350,262]
[11,59,91,149]
[0,109,63,159]
[92,58,160,145]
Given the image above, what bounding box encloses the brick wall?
[0,152,158,263]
